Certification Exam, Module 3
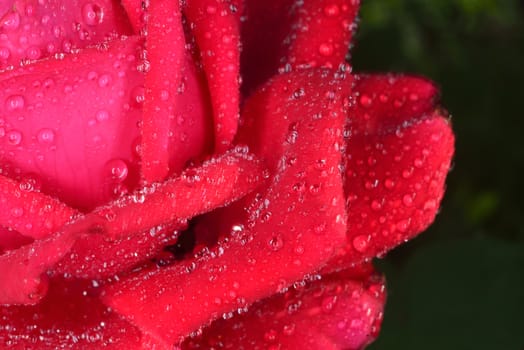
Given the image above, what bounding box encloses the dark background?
[351,1,524,349]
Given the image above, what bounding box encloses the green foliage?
[352,0,524,348]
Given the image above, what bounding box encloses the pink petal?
[183,266,385,350]
[141,0,186,182]
[185,0,240,151]
[0,0,132,68]
[0,33,211,210]
[0,36,143,210]
[102,68,350,345]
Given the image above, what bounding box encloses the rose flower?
[0,0,454,349]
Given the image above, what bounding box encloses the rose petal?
[287,0,360,69]
[0,34,211,210]
[351,74,439,133]
[0,0,132,68]
[0,226,33,254]
[83,149,263,240]
[0,174,76,239]
[240,0,359,93]
[185,0,240,151]
[120,0,144,33]
[0,278,155,349]
[183,266,385,350]
[0,230,76,305]
[0,36,143,210]
[52,223,183,279]
[102,68,350,345]
[141,0,187,182]
[328,74,454,269]
[240,0,295,94]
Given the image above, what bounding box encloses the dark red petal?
[351,74,439,134]
[141,0,185,182]
[240,0,295,93]
[0,174,76,239]
[102,69,349,345]
[185,0,240,151]
[240,0,359,94]
[0,278,156,349]
[183,267,385,350]
[0,0,132,68]
[328,74,454,269]
[0,227,33,254]
[287,0,360,69]
[0,231,76,305]
[121,0,144,33]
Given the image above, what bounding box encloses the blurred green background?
[351,1,524,349]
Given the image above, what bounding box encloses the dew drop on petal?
[268,234,284,251]
[6,130,22,145]
[324,4,340,16]
[37,128,55,144]
[5,95,25,111]
[95,110,110,122]
[352,235,369,253]
[82,3,103,26]
[359,94,372,108]
[105,159,128,182]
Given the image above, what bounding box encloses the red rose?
[0,1,454,349]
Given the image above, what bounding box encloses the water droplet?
[321,295,337,312]
[324,4,340,16]
[37,128,55,144]
[384,179,395,189]
[402,194,413,206]
[11,207,24,217]
[318,43,334,57]
[131,86,145,106]
[0,47,10,59]
[371,200,382,211]
[6,130,22,145]
[98,74,112,87]
[396,219,410,233]
[352,235,369,253]
[402,168,414,179]
[424,199,437,210]
[268,234,284,251]
[359,94,372,107]
[5,95,25,111]
[105,159,128,182]
[0,11,20,31]
[95,110,110,122]
[82,3,103,26]
[26,46,42,60]
[264,329,278,343]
